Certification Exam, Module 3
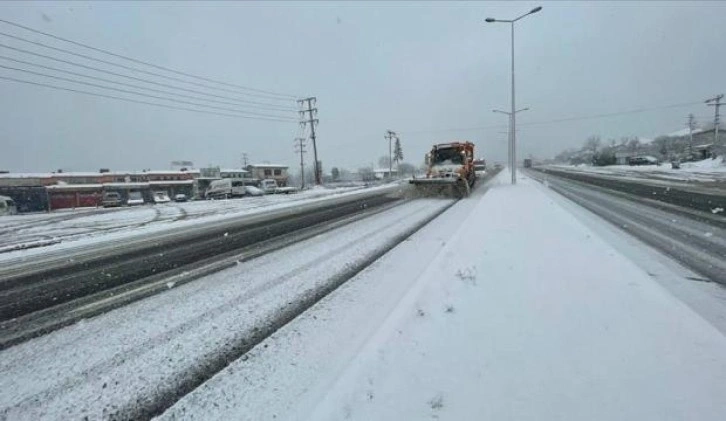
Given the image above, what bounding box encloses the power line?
[399,100,705,135]
[0,17,298,99]
[0,43,298,110]
[520,101,703,127]
[0,54,299,113]
[0,63,296,119]
[0,75,298,122]
[0,30,295,102]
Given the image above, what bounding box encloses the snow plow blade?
[409,178,470,199]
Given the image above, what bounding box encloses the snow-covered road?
[0,197,454,420]
[159,170,726,421]
[548,157,726,190]
[528,170,726,284]
[0,185,369,255]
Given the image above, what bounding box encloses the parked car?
[628,156,659,166]
[126,191,145,206]
[102,192,122,207]
[174,193,188,202]
[153,191,171,203]
[0,195,18,216]
[244,186,265,197]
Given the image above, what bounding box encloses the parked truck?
[260,179,298,195]
[409,141,476,198]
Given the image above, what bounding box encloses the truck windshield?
[433,149,463,165]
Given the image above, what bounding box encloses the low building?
[373,168,398,180]
[246,164,289,186]
[0,169,197,211]
[220,169,249,179]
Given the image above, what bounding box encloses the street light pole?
[485,6,542,185]
[493,108,529,172]
[510,21,516,184]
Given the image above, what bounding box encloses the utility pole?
[706,94,724,147]
[686,114,696,156]
[298,97,320,185]
[294,138,306,189]
[241,152,248,168]
[385,130,397,180]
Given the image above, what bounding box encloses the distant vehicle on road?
[174,193,188,202]
[153,191,172,203]
[628,156,659,166]
[127,191,145,206]
[102,192,122,208]
[0,195,17,216]
[523,158,533,168]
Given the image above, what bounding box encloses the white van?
[0,195,18,216]
[205,179,247,199]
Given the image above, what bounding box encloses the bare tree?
[583,135,601,154]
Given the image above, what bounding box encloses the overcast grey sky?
[0,1,724,173]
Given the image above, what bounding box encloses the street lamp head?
[485,17,496,23]
[530,6,543,14]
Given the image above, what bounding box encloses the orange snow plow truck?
[409,141,476,198]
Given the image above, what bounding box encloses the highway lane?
[0,191,401,323]
[528,170,726,285]
[535,167,726,215]
[0,196,460,421]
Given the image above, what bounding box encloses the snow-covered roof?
[0,173,52,179]
[46,184,103,190]
[373,168,398,173]
[102,182,151,188]
[0,170,195,179]
[148,180,194,185]
[248,164,288,169]
[665,127,705,137]
[219,168,249,173]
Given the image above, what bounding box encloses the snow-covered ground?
[0,184,392,262]
[551,156,726,185]
[3,171,726,420]
[159,170,726,421]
